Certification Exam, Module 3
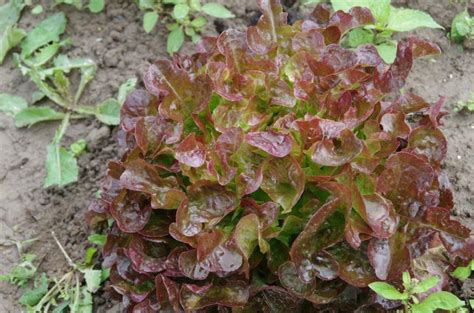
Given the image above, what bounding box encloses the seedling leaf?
[15,107,65,128]
[173,3,189,20]
[117,77,137,104]
[413,276,439,294]
[89,0,105,13]
[451,10,471,43]
[167,26,184,54]
[368,282,408,300]
[143,11,159,33]
[82,269,102,293]
[418,291,465,311]
[386,8,443,32]
[452,260,473,281]
[87,234,106,246]
[202,3,234,19]
[21,13,67,57]
[44,114,79,187]
[94,98,121,125]
[18,273,48,306]
[70,139,87,157]
[0,93,28,117]
[0,26,26,64]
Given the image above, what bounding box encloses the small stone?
[86,126,111,150]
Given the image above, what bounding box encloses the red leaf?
[175,133,206,168]
[245,130,293,157]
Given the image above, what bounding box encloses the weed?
[369,272,466,312]
[137,0,234,54]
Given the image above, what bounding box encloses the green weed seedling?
[369,271,466,313]
[452,259,474,281]
[8,232,110,312]
[54,0,106,13]
[451,10,474,44]
[454,93,474,112]
[331,0,442,63]
[137,0,234,54]
[0,0,27,64]
[0,12,137,188]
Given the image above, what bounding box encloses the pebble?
[86,126,111,149]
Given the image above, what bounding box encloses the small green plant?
[0,13,137,187]
[136,0,234,54]
[1,232,109,312]
[369,272,465,313]
[454,92,474,112]
[0,0,27,64]
[452,260,474,281]
[332,0,443,63]
[54,0,106,13]
[451,10,474,44]
[0,253,38,287]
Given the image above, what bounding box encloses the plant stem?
[51,231,76,269]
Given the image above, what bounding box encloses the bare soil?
[0,0,472,312]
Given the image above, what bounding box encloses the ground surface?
[0,0,472,312]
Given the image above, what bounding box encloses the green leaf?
[331,0,390,25]
[202,3,234,19]
[143,11,159,33]
[191,34,201,44]
[301,0,322,4]
[375,41,397,64]
[19,273,48,306]
[413,276,439,294]
[84,247,97,265]
[173,3,189,20]
[82,269,102,293]
[25,43,61,67]
[0,0,24,32]
[0,26,26,64]
[44,143,78,187]
[70,139,87,156]
[88,0,105,13]
[451,10,472,43]
[15,107,65,128]
[101,268,110,281]
[411,303,433,313]
[75,287,93,313]
[139,0,156,10]
[0,93,28,117]
[21,12,67,57]
[189,0,201,11]
[452,261,473,281]
[346,28,374,48]
[55,0,83,9]
[191,16,207,28]
[31,91,46,104]
[117,77,137,104]
[386,8,443,32]
[94,98,120,125]
[32,4,43,14]
[0,254,37,287]
[44,114,79,188]
[418,291,465,311]
[368,282,408,300]
[88,233,106,246]
[167,26,184,54]
[0,0,25,64]
[402,271,411,288]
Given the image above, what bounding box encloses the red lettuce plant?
[87,1,472,311]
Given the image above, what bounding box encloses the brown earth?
[0,0,472,312]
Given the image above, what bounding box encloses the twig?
[51,231,76,269]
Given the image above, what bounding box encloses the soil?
[0,0,472,312]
